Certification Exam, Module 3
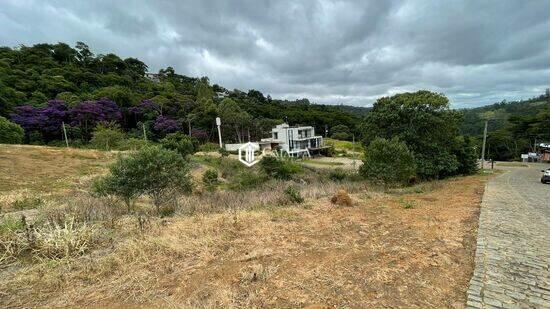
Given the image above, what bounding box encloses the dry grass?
[0,145,491,308]
[0,176,489,308]
[0,145,116,212]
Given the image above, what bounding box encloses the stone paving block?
[465,166,550,308]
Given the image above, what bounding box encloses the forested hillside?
[460,94,550,160]
[0,42,361,145]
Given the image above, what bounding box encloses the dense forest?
[460,95,550,160]
[0,42,361,145]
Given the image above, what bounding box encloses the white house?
[266,123,324,156]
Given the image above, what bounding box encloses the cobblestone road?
[467,164,550,308]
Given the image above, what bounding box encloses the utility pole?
[142,123,147,141]
[62,122,69,147]
[216,117,223,148]
[481,120,488,170]
[352,134,356,170]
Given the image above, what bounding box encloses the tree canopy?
[0,42,362,145]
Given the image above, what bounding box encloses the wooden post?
[62,122,69,147]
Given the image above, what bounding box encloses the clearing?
[0,144,491,308]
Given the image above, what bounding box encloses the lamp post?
[216,117,222,148]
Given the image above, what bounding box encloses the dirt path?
[467,164,550,308]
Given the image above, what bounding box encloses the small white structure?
[267,123,324,157]
[238,142,260,167]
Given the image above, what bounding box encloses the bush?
[90,123,125,150]
[331,132,350,141]
[283,186,304,204]
[160,132,197,159]
[260,156,301,180]
[218,147,229,157]
[119,137,151,151]
[198,142,220,152]
[328,168,348,181]
[360,137,416,186]
[93,146,193,213]
[202,169,219,187]
[228,170,267,191]
[12,197,43,210]
[454,136,478,175]
[0,116,24,144]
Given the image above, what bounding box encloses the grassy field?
[0,145,491,307]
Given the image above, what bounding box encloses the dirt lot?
[0,145,489,308]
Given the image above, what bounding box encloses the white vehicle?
[541,169,550,184]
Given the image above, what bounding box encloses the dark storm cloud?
[2,0,550,107]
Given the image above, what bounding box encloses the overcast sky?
[2,0,550,108]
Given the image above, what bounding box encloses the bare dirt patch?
[0,174,488,308]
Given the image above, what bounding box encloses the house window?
[273,132,278,139]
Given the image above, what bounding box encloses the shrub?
[0,116,24,144]
[331,132,350,141]
[454,136,478,175]
[119,137,151,151]
[202,169,219,187]
[360,137,416,186]
[228,170,267,191]
[12,197,43,210]
[90,123,125,150]
[260,156,300,180]
[328,168,348,181]
[160,132,197,158]
[218,147,229,157]
[283,186,304,204]
[198,142,220,152]
[93,146,193,213]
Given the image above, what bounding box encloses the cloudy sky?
[2,0,550,108]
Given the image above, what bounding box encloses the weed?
[203,169,219,187]
[328,168,348,181]
[283,186,304,204]
[399,198,415,209]
[12,197,44,210]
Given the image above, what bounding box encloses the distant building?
[215,91,229,99]
[266,123,325,157]
[224,123,327,157]
[144,72,160,82]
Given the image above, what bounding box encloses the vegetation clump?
[361,91,477,180]
[328,168,348,182]
[260,156,301,180]
[330,189,353,206]
[90,123,125,150]
[283,186,304,204]
[360,137,416,186]
[202,169,220,188]
[0,116,24,144]
[159,132,197,159]
[93,146,192,213]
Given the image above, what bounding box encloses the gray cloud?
[1,0,550,107]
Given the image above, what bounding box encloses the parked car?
[541,169,550,184]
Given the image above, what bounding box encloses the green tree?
[159,132,197,158]
[93,146,192,213]
[90,123,125,150]
[360,137,416,186]
[0,116,24,144]
[330,124,351,140]
[217,98,252,143]
[362,91,461,179]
